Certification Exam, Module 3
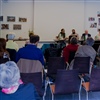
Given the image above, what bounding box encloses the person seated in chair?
[95,29,100,40]
[6,32,19,51]
[62,36,79,64]
[69,37,96,70]
[68,29,79,44]
[16,35,45,66]
[0,61,39,100]
[81,30,91,41]
[55,28,67,48]
[0,38,10,64]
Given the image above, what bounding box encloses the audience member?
[0,38,10,63]
[6,33,19,51]
[81,30,91,41]
[25,31,34,45]
[69,37,96,69]
[95,29,100,40]
[16,35,45,66]
[62,36,79,64]
[0,61,39,100]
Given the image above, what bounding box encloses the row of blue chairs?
[18,56,93,100]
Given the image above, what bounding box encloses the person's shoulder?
[88,34,91,36]
[19,83,35,90]
[82,33,85,35]
[17,46,26,52]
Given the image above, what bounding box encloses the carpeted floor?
[40,86,100,100]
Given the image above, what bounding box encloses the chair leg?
[72,93,75,100]
[86,91,88,100]
[79,80,82,100]
[43,80,49,100]
[79,92,81,100]
[52,93,54,100]
[48,83,54,100]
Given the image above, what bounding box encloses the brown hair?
[30,35,40,43]
[0,38,8,58]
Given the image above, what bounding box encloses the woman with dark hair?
[62,36,79,63]
[0,38,10,63]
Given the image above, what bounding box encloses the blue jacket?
[16,44,45,65]
[0,83,40,100]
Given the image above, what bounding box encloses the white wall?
[0,0,34,39]
[84,2,100,38]
[0,0,100,40]
[34,1,85,40]
[34,0,100,40]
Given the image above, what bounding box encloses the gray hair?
[85,37,94,46]
[70,36,78,44]
[0,61,20,88]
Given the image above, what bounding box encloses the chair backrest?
[20,72,43,96]
[89,68,100,91]
[54,69,80,94]
[73,57,90,74]
[44,47,61,62]
[17,58,43,73]
[0,58,9,64]
[68,51,76,64]
[92,42,99,51]
[6,48,16,62]
[47,57,66,80]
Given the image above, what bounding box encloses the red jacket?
[63,44,79,62]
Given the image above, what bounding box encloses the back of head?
[0,61,20,88]
[70,36,78,45]
[85,37,94,46]
[7,32,15,40]
[30,35,40,43]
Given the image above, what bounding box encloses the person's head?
[30,35,40,45]
[7,32,15,40]
[29,30,34,37]
[61,28,65,33]
[29,32,34,38]
[70,36,78,45]
[85,30,88,34]
[85,37,94,46]
[0,38,6,51]
[29,33,34,37]
[0,61,20,88]
[72,29,75,34]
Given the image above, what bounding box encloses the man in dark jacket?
[81,30,91,41]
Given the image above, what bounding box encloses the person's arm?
[62,46,69,63]
[39,50,45,66]
[16,50,21,63]
[76,33,79,40]
[81,34,84,40]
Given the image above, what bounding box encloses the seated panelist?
[56,28,68,41]
[81,30,91,41]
